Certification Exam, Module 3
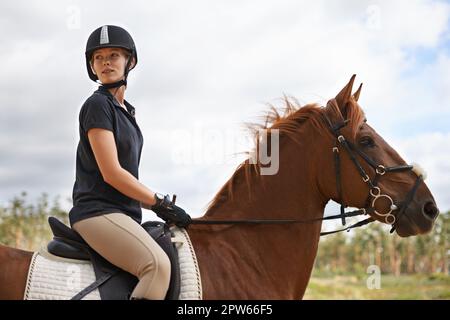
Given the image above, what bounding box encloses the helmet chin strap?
[101,79,127,89]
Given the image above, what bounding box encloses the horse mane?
[205,95,365,212]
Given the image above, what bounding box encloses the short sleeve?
[79,95,114,134]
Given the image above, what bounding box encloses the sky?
[0,0,449,228]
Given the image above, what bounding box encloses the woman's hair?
[90,47,132,65]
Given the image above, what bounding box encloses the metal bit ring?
[372,194,396,217]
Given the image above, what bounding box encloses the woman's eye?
[359,136,375,148]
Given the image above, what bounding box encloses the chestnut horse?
[0,75,439,299]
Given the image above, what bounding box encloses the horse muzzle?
[394,199,439,237]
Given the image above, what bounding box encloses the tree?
[314,212,449,276]
[0,192,69,251]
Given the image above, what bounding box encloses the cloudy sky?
[1,0,449,227]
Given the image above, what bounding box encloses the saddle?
[46,216,181,300]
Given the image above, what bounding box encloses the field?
[303,273,450,300]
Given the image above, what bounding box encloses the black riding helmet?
[85,25,138,88]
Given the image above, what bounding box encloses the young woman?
[69,25,191,300]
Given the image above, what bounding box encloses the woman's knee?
[159,251,171,275]
[156,250,171,281]
[141,249,171,281]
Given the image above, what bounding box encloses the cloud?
[391,132,450,211]
[0,0,449,220]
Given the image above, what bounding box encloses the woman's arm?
[87,128,157,208]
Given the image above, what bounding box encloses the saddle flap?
[141,221,167,239]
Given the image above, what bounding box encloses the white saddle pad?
[24,226,202,300]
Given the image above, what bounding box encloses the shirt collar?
[96,86,136,117]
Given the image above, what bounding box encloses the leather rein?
[190,114,424,236]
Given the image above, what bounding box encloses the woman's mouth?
[102,69,114,74]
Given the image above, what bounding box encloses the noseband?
[324,115,424,233]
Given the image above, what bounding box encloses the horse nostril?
[423,201,439,220]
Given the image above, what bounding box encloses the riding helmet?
[85,25,138,83]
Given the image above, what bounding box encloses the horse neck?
[204,120,327,220]
[189,122,329,299]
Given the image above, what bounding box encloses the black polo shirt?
[69,86,144,226]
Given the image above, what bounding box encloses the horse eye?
[359,136,375,148]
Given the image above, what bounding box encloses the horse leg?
[0,244,33,300]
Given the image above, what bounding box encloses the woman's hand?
[150,194,192,228]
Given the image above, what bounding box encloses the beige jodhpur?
[73,213,171,300]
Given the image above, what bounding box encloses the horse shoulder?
[0,244,33,300]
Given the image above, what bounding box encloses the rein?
[190,113,423,236]
[190,208,374,236]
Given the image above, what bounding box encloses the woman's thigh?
[72,213,168,277]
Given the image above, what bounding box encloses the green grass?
[303,273,450,300]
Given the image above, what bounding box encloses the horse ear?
[335,74,356,116]
[352,83,363,102]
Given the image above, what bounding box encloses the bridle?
[190,113,424,236]
[323,115,424,234]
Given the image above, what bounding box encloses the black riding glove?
[151,194,192,228]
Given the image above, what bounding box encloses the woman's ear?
[128,57,136,70]
[90,62,96,75]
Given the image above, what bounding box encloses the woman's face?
[90,47,132,84]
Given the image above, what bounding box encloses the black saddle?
[46,216,180,300]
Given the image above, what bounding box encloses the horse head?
[317,75,439,237]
